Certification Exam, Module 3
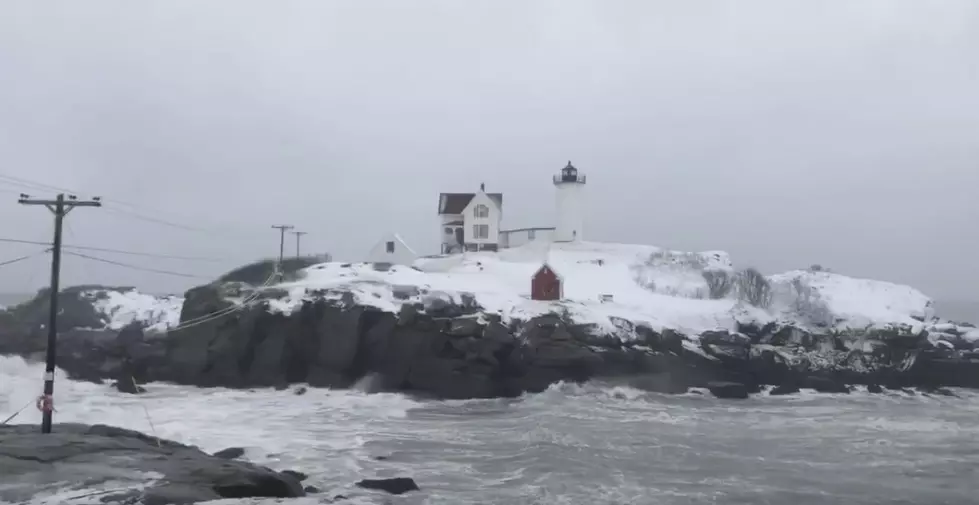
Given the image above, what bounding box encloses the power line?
[0,237,227,262]
[1,172,258,239]
[101,207,218,233]
[0,251,48,269]
[62,250,215,279]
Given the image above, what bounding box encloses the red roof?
[438,192,503,215]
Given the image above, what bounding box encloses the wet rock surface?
[0,423,305,504]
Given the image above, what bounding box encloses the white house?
[437,183,503,253]
[367,233,417,265]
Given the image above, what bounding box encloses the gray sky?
[0,1,977,302]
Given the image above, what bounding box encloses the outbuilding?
[366,233,417,265]
[531,263,563,301]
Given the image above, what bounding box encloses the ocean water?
[1,355,977,505]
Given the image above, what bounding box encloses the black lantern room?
[553,161,586,184]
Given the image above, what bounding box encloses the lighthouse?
[553,161,586,242]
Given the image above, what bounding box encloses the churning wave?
[2,355,978,504]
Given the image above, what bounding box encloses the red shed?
[531,263,563,301]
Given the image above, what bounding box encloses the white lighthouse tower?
[553,161,586,242]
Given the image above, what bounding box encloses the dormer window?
[474,204,489,218]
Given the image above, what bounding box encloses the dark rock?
[304,485,320,493]
[707,381,750,399]
[293,386,308,396]
[866,383,884,394]
[4,281,979,401]
[805,376,851,394]
[700,330,751,348]
[113,379,146,394]
[356,477,420,495]
[212,447,246,460]
[445,317,482,337]
[0,423,304,504]
[281,469,308,481]
[770,383,801,396]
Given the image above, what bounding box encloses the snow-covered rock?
[768,269,935,332]
[261,241,942,342]
[2,240,970,349]
[79,289,183,332]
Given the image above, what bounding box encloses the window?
[444,227,453,235]
[385,241,395,253]
[473,224,489,239]
[474,204,489,218]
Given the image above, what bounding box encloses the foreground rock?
[356,477,420,495]
[2,281,978,400]
[0,423,305,504]
[707,381,751,399]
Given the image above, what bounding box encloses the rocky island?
[1,242,977,399]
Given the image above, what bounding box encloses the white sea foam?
[3,355,979,504]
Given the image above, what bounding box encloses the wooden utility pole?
[290,230,307,257]
[270,224,293,280]
[18,193,101,434]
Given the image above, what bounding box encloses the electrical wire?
[0,237,226,262]
[0,251,48,269]
[62,250,215,279]
[0,172,258,239]
[166,271,279,332]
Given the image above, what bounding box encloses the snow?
[768,270,935,332]
[263,241,936,339]
[266,241,747,335]
[54,240,958,342]
[81,289,183,332]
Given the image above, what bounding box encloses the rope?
[1,399,35,425]
[131,376,161,447]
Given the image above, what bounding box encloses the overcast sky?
[0,1,977,302]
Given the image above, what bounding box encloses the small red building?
[531,263,563,301]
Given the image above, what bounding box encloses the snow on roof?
[390,233,417,255]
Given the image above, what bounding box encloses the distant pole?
[18,192,102,434]
[290,231,307,257]
[270,224,294,280]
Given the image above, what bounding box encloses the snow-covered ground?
[80,289,183,332]
[24,240,975,343]
[265,241,954,340]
